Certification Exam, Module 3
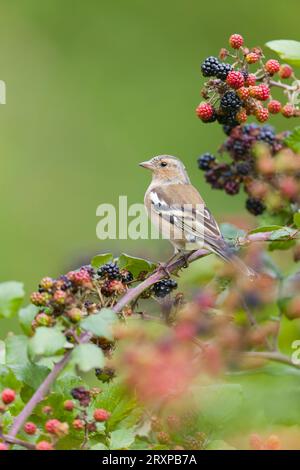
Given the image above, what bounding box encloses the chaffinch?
[139,154,254,277]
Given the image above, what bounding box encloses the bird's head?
[139,155,190,184]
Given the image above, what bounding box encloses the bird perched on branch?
[140,154,255,277]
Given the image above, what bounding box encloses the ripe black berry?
[215,62,232,80]
[97,262,120,280]
[197,153,215,171]
[201,56,220,77]
[220,91,242,112]
[246,197,266,215]
[258,125,275,146]
[152,279,178,298]
[236,162,251,175]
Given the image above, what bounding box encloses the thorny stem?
[0,432,36,450]
[6,228,300,440]
[244,351,300,368]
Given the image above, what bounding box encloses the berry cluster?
[196,34,300,132]
[152,279,178,298]
[198,123,300,216]
[30,262,135,333]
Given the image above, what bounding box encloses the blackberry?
[97,262,120,280]
[201,56,220,77]
[152,279,178,298]
[215,62,232,80]
[120,269,133,283]
[242,123,259,134]
[224,180,240,195]
[236,162,251,175]
[246,197,266,216]
[217,110,239,128]
[197,153,215,171]
[220,91,242,112]
[258,125,275,146]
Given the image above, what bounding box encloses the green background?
[0,0,299,293]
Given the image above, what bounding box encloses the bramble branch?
[7,228,299,440]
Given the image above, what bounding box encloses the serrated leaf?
[81,309,117,341]
[28,327,66,358]
[91,253,113,269]
[109,428,135,450]
[118,253,156,277]
[71,343,104,372]
[220,223,245,240]
[266,40,300,66]
[18,304,39,336]
[249,225,283,234]
[5,335,49,388]
[0,282,24,319]
[293,212,300,228]
[284,127,300,153]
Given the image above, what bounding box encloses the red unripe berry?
[245,73,256,86]
[282,103,295,118]
[45,419,61,434]
[246,52,260,64]
[0,443,8,450]
[36,441,54,451]
[255,106,269,122]
[229,34,244,49]
[64,400,75,411]
[24,422,37,435]
[1,388,16,405]
[249,84,270,101]
[268,100,281,114]
[196,102,214,122]
[237,87,250,100]
[93,408,111,422]
[73,419,85,430]
[226,70,244,89]
[42,405,53,415]
[265,59,280,75]
[236,108,248,123]
[279,64,293,79]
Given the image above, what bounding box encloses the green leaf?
[206,440,236,450]
[0,282,24,319]
[5,335,49,388]
[109,428,135,450]
[28,327,66,358]
[220,223,245,240]
[249,225,283,234]
[0,341,5,364]
[266,40,300,66]
[18,304,39,336]
[284,127,300,153]
[91,253,113,269]
[198,384,244,428]
[81,309,118,341]
[71,343,104,372]
[118,253,156,277]
[91,443,108,450]
[293,212,300,228]
[268,239,296,251]
[269,227,295,240]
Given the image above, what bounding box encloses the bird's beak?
[139,160,153,170]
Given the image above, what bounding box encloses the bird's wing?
[148,184,222,244]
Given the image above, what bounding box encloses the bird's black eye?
[160,161,167,167]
